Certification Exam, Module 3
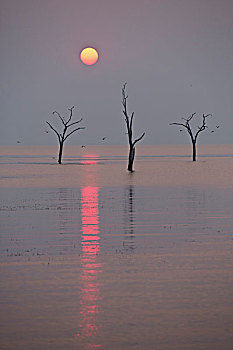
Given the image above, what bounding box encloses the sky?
[0,0,232,146]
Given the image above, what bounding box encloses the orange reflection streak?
[81,154,98,165]
[77,186,102,348]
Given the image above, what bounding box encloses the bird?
[17,140,21,143]
[216,125,220,128]
[211,130,215,133]
[102,137,106,140]
[81,145,85,148]
[179,130,183,132]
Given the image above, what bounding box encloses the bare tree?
[46,106,85,164]
[170,113,211,161]
[122,83,145,171]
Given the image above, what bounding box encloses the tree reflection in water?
[123,185,135,252]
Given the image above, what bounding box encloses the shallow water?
[0,145,233,349]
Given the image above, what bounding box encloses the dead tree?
[122,83,145,171]
[46,106,85,164]
[170,113,211,161]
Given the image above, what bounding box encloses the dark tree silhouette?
[122,83,145,171]
[170,113,211,161]
[46,106,85,164]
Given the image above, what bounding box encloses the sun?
[80,47,99,66]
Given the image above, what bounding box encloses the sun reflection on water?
[77,185,102,349]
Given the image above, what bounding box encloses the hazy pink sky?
[1,0,232,145]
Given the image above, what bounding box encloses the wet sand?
[0,145,233,349]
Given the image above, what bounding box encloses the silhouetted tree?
[170,113,211,161]
[46,106,85,164]
[122,83,145,171]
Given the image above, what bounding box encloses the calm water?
[0,145,233,349]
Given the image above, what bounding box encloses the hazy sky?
[1,0,232,146]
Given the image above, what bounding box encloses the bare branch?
[130,112,134,131]
[170,114,195,140]
[133,132,145,146]
[67,118,83,128]
[122,83,129,116]
[122,84,131,140]
[185,112,196,123]
[122,83,128,100]
[169,122,187,128]
[64,127,85,141]
[194,113,212,140]
[67,106,75,124]
[53,111,65,125]
[46,121,61,142]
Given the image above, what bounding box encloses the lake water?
[0,145,233,349]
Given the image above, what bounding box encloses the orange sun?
[80,47,99,66]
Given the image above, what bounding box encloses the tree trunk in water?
[128,146,135,172]
[192,141,196,162]
[58,142,64,164]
